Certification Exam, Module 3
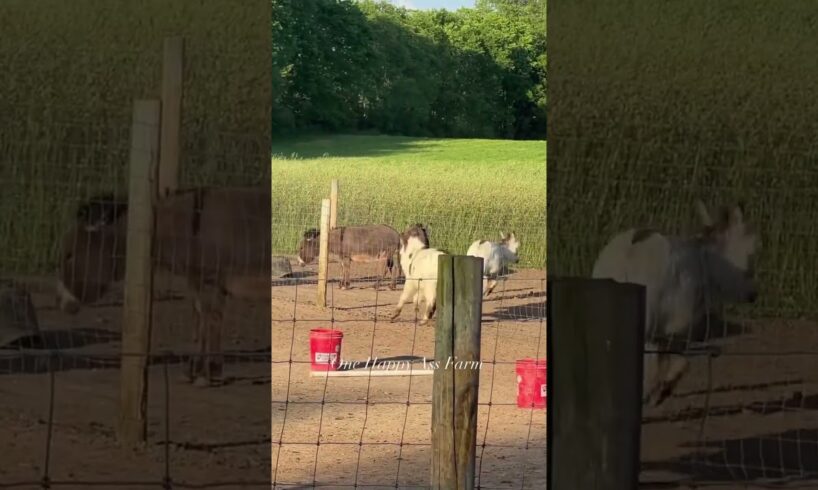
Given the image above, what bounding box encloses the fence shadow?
[687,315,748,343]
[168,437,271,452]
[487,297,546,322]
[642,428,818,482]
[0,348,271,376]
[38,327,120,349]
[643,384,811,424]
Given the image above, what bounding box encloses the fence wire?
[0,102,271,488]
[271,203,546,489]
[548,121,818,487]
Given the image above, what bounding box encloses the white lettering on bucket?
[315,353,338,364]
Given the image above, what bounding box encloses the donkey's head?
[403,223,430,249]
[296,228,321,266]
[400,224,430,257]
[695,200,761,304]
[500,231,520,259]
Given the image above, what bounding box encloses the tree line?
[272,0,546,140]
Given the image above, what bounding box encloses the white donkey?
[467,232,521,296]
[390,233,447,326]
[592,201,760,407]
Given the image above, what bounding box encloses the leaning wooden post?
[546,278,645,490]
[158,36,184,198]
[316,198,331,307]
[431,255,483,490]
[118,99,160,445]
[329,179,339,230]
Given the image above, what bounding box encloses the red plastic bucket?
[309,329,344,371]
[516,358,547,409]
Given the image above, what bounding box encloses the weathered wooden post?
[316,198,331,307]
[119,99,160,444]
[329,179,339,230]
[431,255,483,490]
[158,36,184,198]
[546,277,645,489]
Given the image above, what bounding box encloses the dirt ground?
[3,256,818,489]
[638,314,818,489]
[272,260,547,489]
[0,271,271,488]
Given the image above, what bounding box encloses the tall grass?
[549,0,818,318]
[272,135,546,269]
[0,0,270,275]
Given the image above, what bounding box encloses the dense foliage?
[272,0,546,140]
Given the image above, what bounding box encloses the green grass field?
[272,134,546,269]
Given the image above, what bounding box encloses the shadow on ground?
[643,428,818,482]
[0,345,271,377]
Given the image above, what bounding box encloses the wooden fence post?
[546,277,645,489]
[158,36,184,198]
[317,198,331,307]
[329,179,339,230]
[118,99,160,445]
[431,255,483,490]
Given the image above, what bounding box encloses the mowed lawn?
[271,135,546,269]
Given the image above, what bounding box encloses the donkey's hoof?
[389,312,400,322]
[193,376,211,388]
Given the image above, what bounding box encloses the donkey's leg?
[373,257,387,291]
[485,278,498,296]
[388,254,398,291]
[418,282,436,326]
[192,295,209,387]
[391,279,417,322]
[421,298,436,326]
[207,294,226,384]
[183,296,204,383]
[340,257,351,290]
[194,288,226,387]
[652,355,689,407]
[642,343,662,405]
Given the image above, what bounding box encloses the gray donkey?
[592,200,760,407]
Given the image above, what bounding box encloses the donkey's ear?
[695,199,713,227]
[500,231,507,240]
[729,203,745,226]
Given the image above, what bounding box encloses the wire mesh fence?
[271,195,547,488]
[0,98,271,487]
[548,115,818,487]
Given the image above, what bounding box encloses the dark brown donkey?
[55,186,271,387]
[296,224,430,290]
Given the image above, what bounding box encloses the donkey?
[296,224,429,291]
[390,225,447,326]
[466,231,521,296]
[591,200,760,407]
[55,186,271,387]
